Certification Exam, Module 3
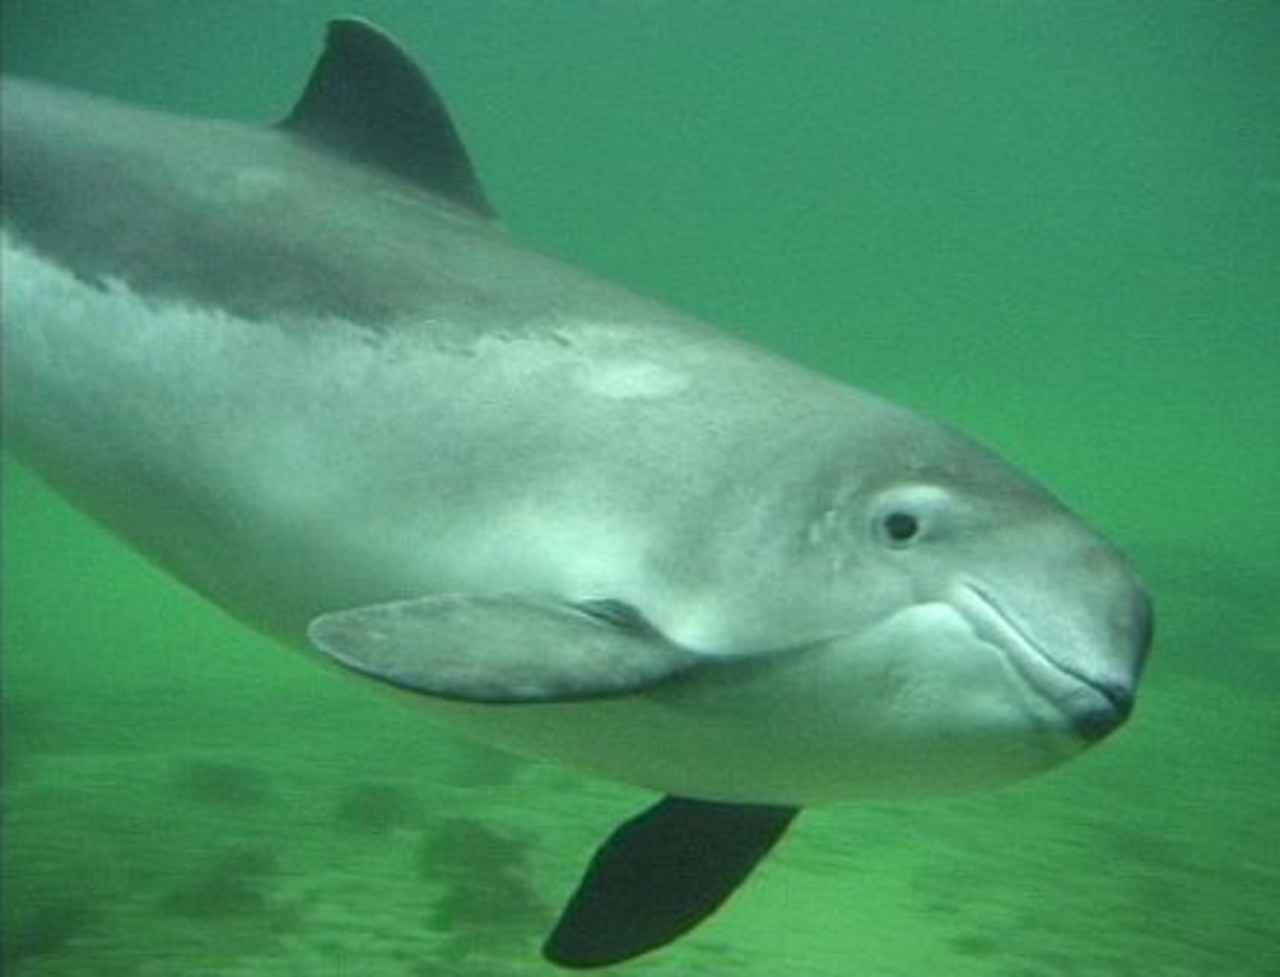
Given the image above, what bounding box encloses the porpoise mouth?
[957,583,1133,742]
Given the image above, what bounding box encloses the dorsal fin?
[280,18,495,218]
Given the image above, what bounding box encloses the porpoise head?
[666,399,1153,799]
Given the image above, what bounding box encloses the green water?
[3,2,1277,974]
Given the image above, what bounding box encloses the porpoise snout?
[1070,682,1135,742]
[1071,580,1152,742]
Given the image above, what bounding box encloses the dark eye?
[882,511,920,545]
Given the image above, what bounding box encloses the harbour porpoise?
[0,19,1152,967]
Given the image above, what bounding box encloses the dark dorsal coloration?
[280,18,495,218]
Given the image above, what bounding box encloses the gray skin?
[1,22,1151,811]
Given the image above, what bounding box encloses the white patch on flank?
[228,165,289,201]
[578,359,689,400]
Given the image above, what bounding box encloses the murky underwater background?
[3,1,1277,974]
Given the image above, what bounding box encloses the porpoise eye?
[882,511,920,545]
